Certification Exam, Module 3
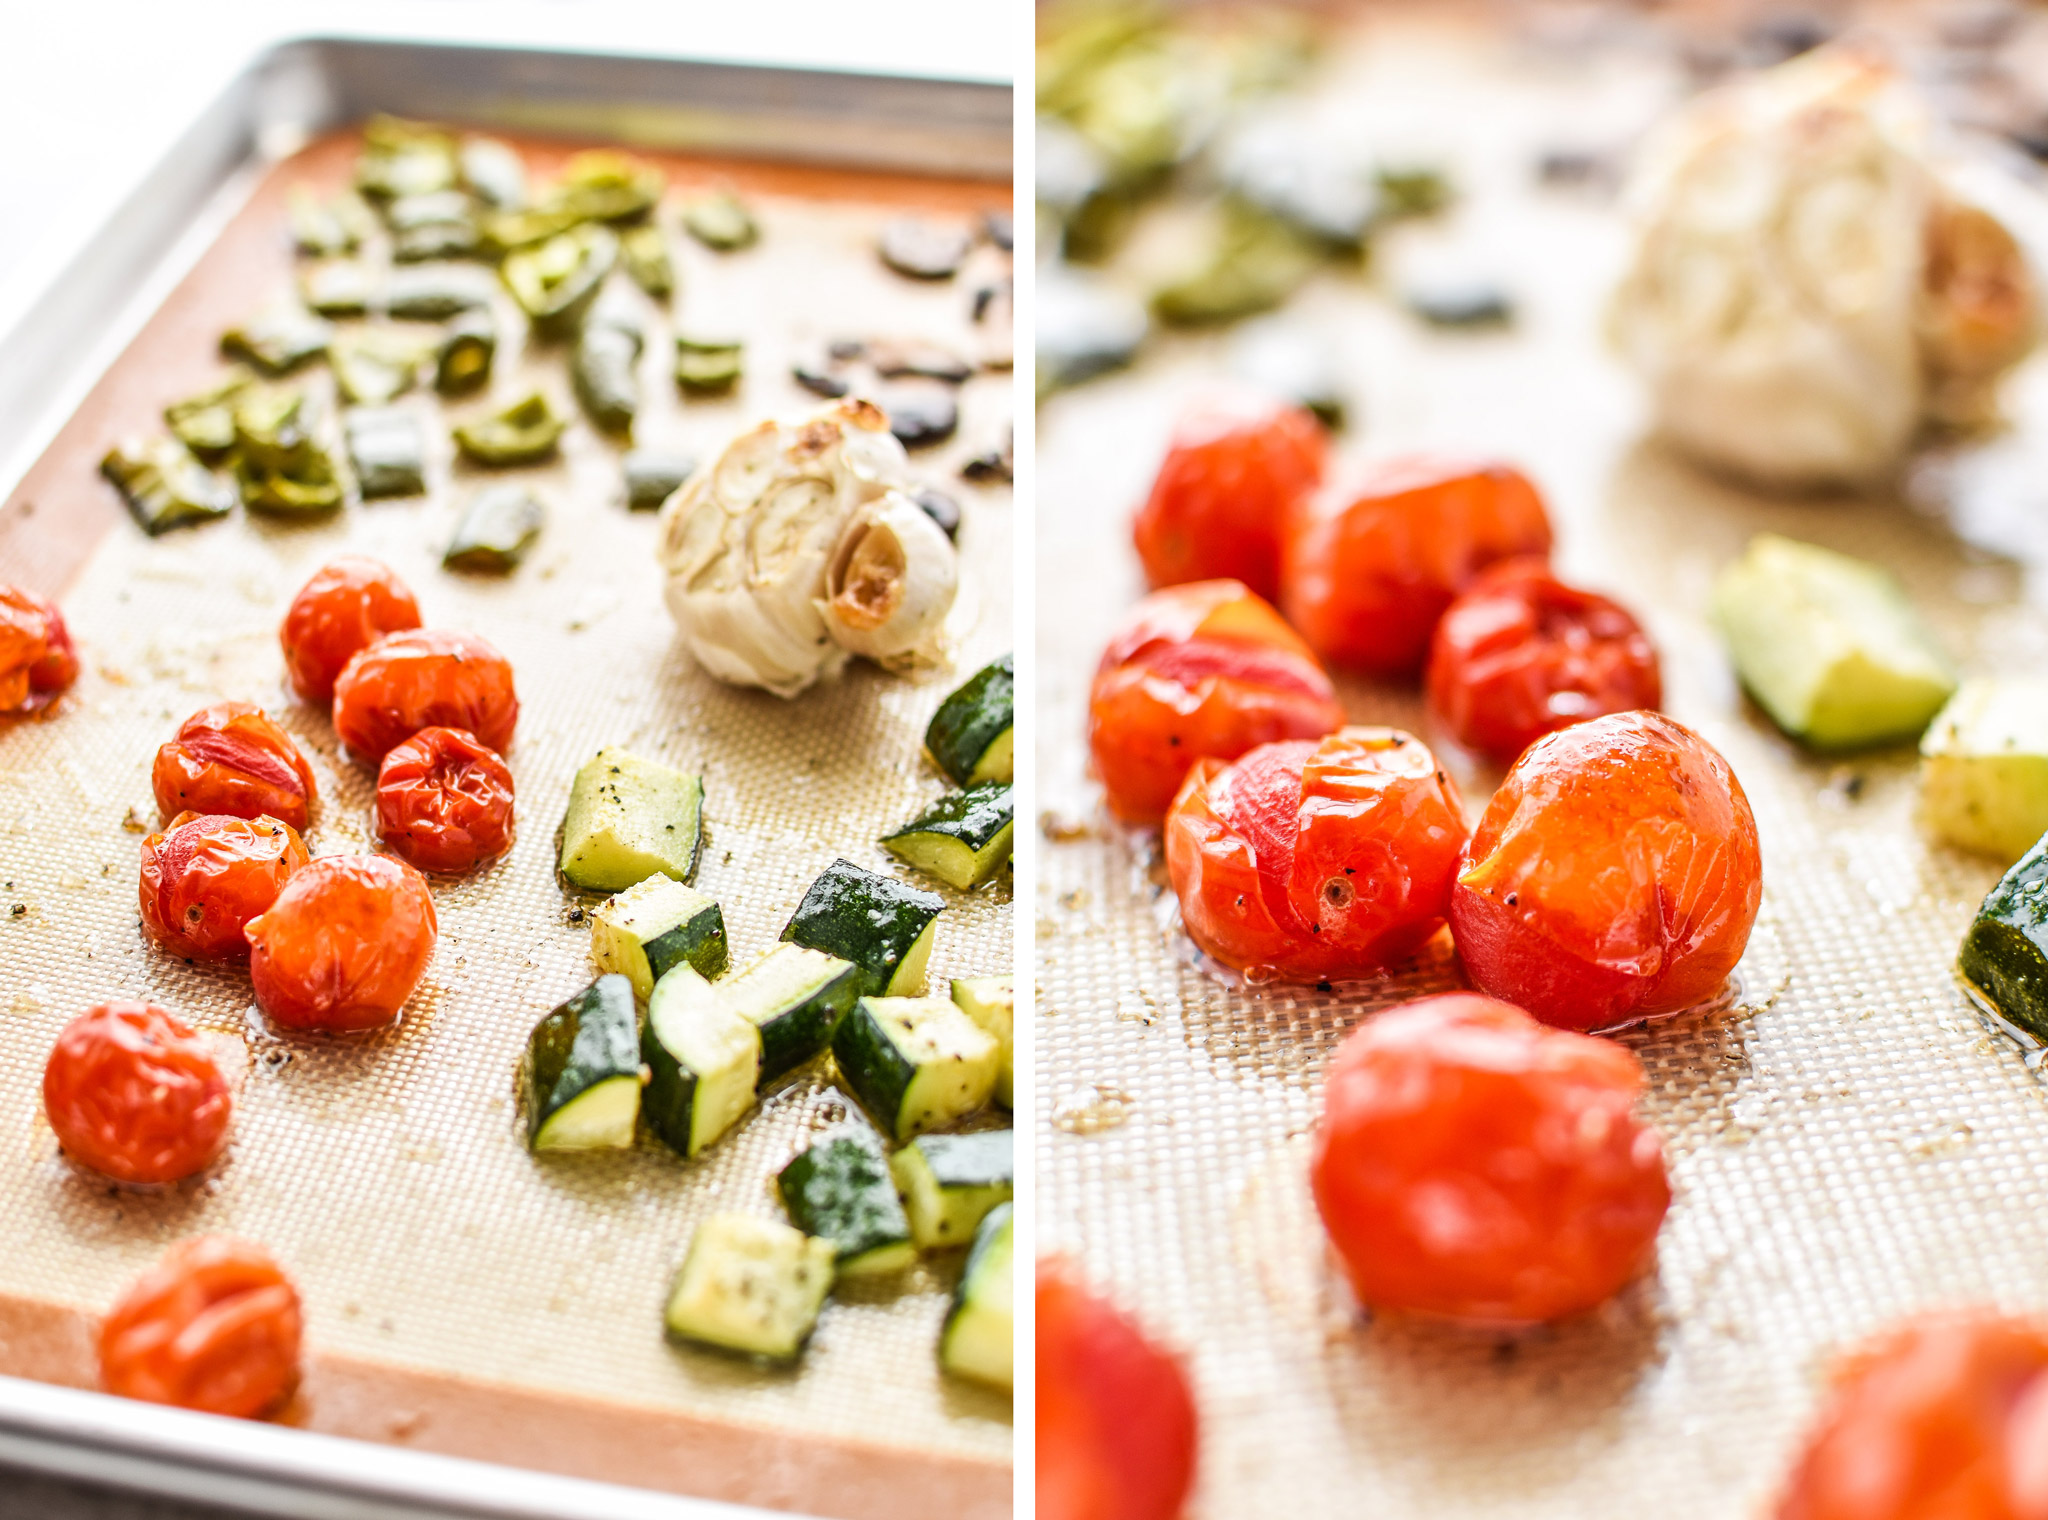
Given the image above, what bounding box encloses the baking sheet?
[1035,11,2048,1517]
[0,114,1012,1519]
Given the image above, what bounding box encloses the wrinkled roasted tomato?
[280,556,423,705]
[99,1235,302,1418]
[1089,579,1343,826]
[1450,710,1762,1031]
[1132,399,1327,602]
[43,1002,233,1185]
[1776,1312,2048,1520]
[1038,1257,1198,1520]
[0,584,79,712]
[1165,727,1466,982]
[1281,457,1554,677]
[245,854,437,1031]
[333,628,518,762]
[1311,993,1670,1325]
[153,702,317,831]
[376,726,515,873]
[139,811,309,960]
[1427,559,1662,764]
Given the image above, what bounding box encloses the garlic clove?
[819,491,958,668]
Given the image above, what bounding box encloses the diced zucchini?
[344,407,426,499]
[444,483,545,572]
[882,783,1014,891]
[559,747,706,893]
[890,1130,1013,1249]
[590,875,728,1002]
[1958,833,2048,1044]
[951,976,1014,1108]
[926,654,1014,785]
[101,439,236,535]
[434,309,497,395]
[721,943,861,1086]
[776,1125,916,1277]
[623,449,695,512]
[1712,534,1957,751]
[832,996,998,1141]
[641,965,759,1158]
[939,1202,1012,1390]
[663,1214,834,1364]
[453,391,564,467]
[782,859,942,997]
[1920,678,2048,864]
[521,975,642,1152]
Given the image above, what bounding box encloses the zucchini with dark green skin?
[675,335,743,393]
[434,309,497,395]
[663,1214,834,1364]
[590,875,728,1002]
[940,1202,1012,1390]
[925,654,1014,785]
[289,187,373,256]
[445,484,545,572]
[782,859,942,997]
[459,137,527,210]
[831,995,999,1141]
[890,1130,1013,1248]
[882,783,1014,891]
[623,450,695,512]
[1959,833,2048,1043]
[560,748,706,893]
[641,965,759,1157]
[573,321,644,437]
[386,265,494,321]
[344,408,427,500]
[503,224,618,337]
[163,374,254,464]
[521,974,641,1152]
[622,224,674,298]
[299,260,372,318]
[453,392,565,467]
[220,307,332,375]
[721,943,861,1085]
[951,976,1013,1108]
[101,440,236,535]
[776,1124,915,1276]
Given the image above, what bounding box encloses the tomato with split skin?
[280,556,422,705]
[1281,456,1554,678]
[99,1235,302,1419]
[1038,1257,1198,1520]
[42,1002,233,1186]
[1089,579,1342,827]
[333,628,518,763]
[1311,993,1671,1326]
[375,726,515,873]
[1776,1313,2048,1520]
[1132,398,1327,602]
[244,854,438,1032]
[1164,726,1467,982]
[1450,710,1762,1032]
[153,702,317,831]
[140,811,308,960]
[1427,558,1662,764]
[0,584,79,712]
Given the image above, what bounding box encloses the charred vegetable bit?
[445,484,545,572]
[459,137,527,210]
[869,339,974,384]
[101,439,236,535]
[1405,277,1514,329]
[961,427,1014,484]
[434,309,497,395]
[288,187,375,257]
[574,315,644,436]
[330,331,431,406]
[220,307,333,376]
[623,449,695,511]
[683,191,758,251]
[502,224,618,337]
[385,265,495,321]
[675,335,743,394]
[298,260,373,318]
[1959,835,2048,1044]
[355,116,459,201]
[880,217,972,280]
[344,408,427,499]
[880,383,958,449]
[164,372,255,463]
[453,392,565,466]
[915,487,962,540]
[621,224,674,299]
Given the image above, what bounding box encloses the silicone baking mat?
[0,130,1011,1519]
[1035,9,2048,1516]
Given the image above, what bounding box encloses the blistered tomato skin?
[1450,710,1762,1032]
[376,726,516,873]
[42,1003,233,1185]
[1281,457,1554,677]
[1132,400,1327,602]
[152,702,317,831]
[140,812,310,959]
[333,628,518,763]
[1089,579,1343,826]
[1038,1258,1198,1520]
[245,854,438,1032]
[1427,559,1663,763]
[1165,727,1467,982]
[1776,1314,2048,1520]
[1311,993,1671,1326]
[280,557,423,705]
[0,585,79,712]
[99,1236,302,1419]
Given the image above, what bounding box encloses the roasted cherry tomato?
[376,726,516,873]
[1777,1313,2048,1520]
[245,854,437,1032]
[139,811,309,960]
[153,702,317,831]
[1038,1257,1198,1520]
[1089,579,1343,826]
[0,584,78,712]
[1427,559,1662,764]
[279,556,423,705]
[1281,457,1554,677]
[99,1235,302,1418]
[1132,398,1327,602]
[1450,710,1762,1031]
[1164,727,1466,982]
[43,1002,233,1185]
[332,628,518,762]
[1311,993,1669,1325]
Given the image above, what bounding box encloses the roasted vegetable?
[721,943,861,1084]
[832,995,999,1140]
[879,217,972,280]
[777,1125,915,1276]
[882,782,1015,891]
[641,965,758,1158]
[663,1214,833,1364]
[343,407,426,499]
[355,116,458,200]
[220,306,333,376]
[952,975,1013,1107]
[433,309,496,394]
[559,747,706,893]
[1958,833,2048,1043]
[231,392,343,516]
[573,317,644,436]
[683,191,758,251]
[385,265,494,321]
[388,191,481,264]
[1152,203,1321,327]
[590,875,728,1002]
[163,372,255,463]
[452,392,565,467]
[458,137,527,210]
[502,225,618,337]
[925,654,1014,785]
[623,449,695,512]
[1921,678,2048,862]
[521,974,641,1151]
[891,1130,1014,1248]
[559,150,663,224]
[329,331,430,405]
[621,224,674,298]
[782,858,941,998]
[674,335,743,394]
[288,187,375,257]
[444,484,544,572]
[820,491,958,669]
[101,439,236,535]
[298,259,372,318]
[940,1203,1012,1389]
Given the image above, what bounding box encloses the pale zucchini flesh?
[940,1202,1013,1390]
[522,975,642,1152]
[1920,677,2048,864]
[882,783,1015,891]
[590,875,728,1002]
[663,1213,835,1363]
[721,943,862,1086]
[642,965,760,1157]
[560,747,706,892]
[890,1130,1014,1249]
[951,975,1014,1108]
[831,995,999,1141]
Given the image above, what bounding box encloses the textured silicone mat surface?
[0,130,1011,1509]
[1036,14,2048,1518]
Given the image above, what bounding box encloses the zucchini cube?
[663,1214,835,1364]
[882,782,1014,891]
[782,858,942,997]
[890,1130,1014,1249]
[721,943,861,1086]
[1958,833,2048,1044]
[951,975,1014,1108]
[940,1202,1013,1391]
[776,1125,916,1277]
[1921,678,2048,864]
[560,747,705,893]
[521,975,642,1152]
[590,875,728,1002]
[642,965,760,1158]
[831,995,999,1141]
[925,654,1014,785]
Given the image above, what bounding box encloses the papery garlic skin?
[819,491,960,669]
